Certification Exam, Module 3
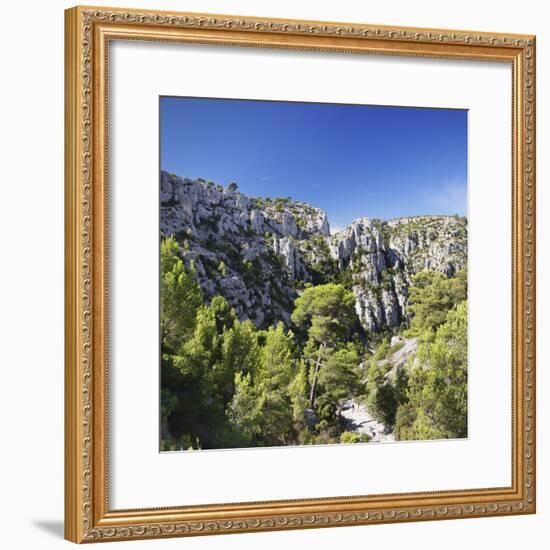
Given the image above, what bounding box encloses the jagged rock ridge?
[160,171,467,334]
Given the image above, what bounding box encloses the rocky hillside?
[160,171,467,335]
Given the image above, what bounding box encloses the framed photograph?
[65,5,536,543]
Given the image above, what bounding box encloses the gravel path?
[340,400,395,442]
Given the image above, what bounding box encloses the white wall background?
[0,0,547,548]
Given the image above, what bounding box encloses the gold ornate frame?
[65,5,536,543]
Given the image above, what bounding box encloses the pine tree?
[396,301,468,440]
[407,269,467,333]
[291,283,357,408]
[160,236,203,351]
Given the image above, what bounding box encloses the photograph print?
[159,97,468,451]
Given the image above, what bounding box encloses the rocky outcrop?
[328,215,467,331]
[383,336,419,383]
[160,171,467,336]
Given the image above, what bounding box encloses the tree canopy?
[396,301,468,440]
[160,236,468,450]
[407,269,467,334]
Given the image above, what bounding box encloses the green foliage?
[209,295,237,333]
[315,343,362,423]
[160,434,197,452]
[212,319,260,405]
[288,360,309,424]
[364,270,468,434]
[165,298,256,449]
[292,283,357,345]
[340,431,370,444]
[160,388,178,440]
[396,301,468,440]
[227,372,263,444]
[160,237,203,351]
[365,359,409,426]
[159,236,468,450]
[217,260,227,277]
[227,323,297,446]
[272,196,292,212]
[291,283,361,423]
[407,269,467,334]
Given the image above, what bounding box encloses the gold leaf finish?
[65,5,536,543]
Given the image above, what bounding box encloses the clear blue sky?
[160,97,467,231]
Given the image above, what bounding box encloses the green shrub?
[340,431,370,444]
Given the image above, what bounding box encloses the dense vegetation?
[160,236,468,450]
[365,271,468,440]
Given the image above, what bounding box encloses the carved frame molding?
[65,5,535,543]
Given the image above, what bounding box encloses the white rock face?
[160,171,467,334]
[328,215,467,331]
[272,236,306,281]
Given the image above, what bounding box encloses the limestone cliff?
[160,171,467,335]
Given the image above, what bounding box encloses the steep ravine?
[160,171,467,337]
